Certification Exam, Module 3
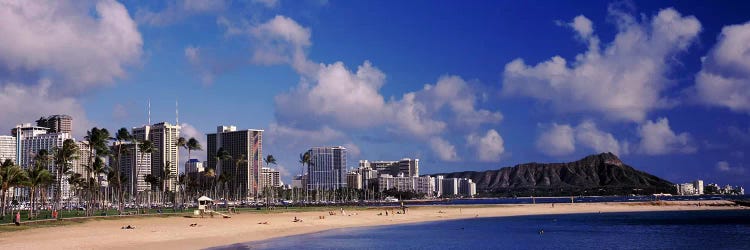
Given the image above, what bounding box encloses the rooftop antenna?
[148,98,151,125]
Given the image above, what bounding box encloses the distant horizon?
[1,0,749,188]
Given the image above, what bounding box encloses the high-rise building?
[377,174,435,195]
[133,122,180,192]
[441,178,459,197]
[111,142,152,196]
[36,115,73,134]
[261,167,282,188]
[693,180,704,195]
[17,131,73,199]
[0,135,17,164]
[71,141,91,177]
[307,146,347,191]
[207,125,263,199]
[185,159,204,173]
[347,172,362,189]
[458,178,477,197]
[358,158,419,177]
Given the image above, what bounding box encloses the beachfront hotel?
[307,146,348,191]
[207,125,264,199]
[133,122,181,192]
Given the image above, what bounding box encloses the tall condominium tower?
[110,142,152,196]
[207,126,263,199]
[36,115,73,134]
[307,146,347,191]
[17,131,73,199]
[133,122,180,192]
[0,135,16,164]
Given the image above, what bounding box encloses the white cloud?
[536,123,576,156]
[716,161,744,174]
[136,0,227,26]
[570,15,594,38]
[429,137,459,162]
[184,46,214,84]
[574,121,628,156]
[344,143,361,158]
[235,15,502,162]
[0,81,91,138]
[179,123,208,162]
[637,117,696,155]
[694,21,750,114]
[266,123,346,149]
[0,0,143,94]
[716,161,731,171]
[536,121,628,156]
[467,129,505,162]
[502,8,701,122]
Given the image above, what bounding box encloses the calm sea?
[213,210,750,250]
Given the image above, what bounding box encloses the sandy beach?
[0,200,743,249]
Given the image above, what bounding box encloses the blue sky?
[1,0,749,187]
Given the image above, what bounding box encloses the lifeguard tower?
[195,196,231,218]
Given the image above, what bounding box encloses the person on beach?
[15,211,21,226]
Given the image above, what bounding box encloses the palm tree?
[27,151,54,219]
[203,168,216,197]
[68,173,85,211]
[263,154,277,206]
[176,137,186,157]
[162,161,174,207]
[300,151,311,202]
[184,137,202,201]
[233,154,247,202]
[186,137,202,160]
[1,160,29,218]
[89,157,107,211]
[84,127,110,215]
[213,147,231,198]
[144,174,159,208]
[113,128,131,213]
[53,139,78,211]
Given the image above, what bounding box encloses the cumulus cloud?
[226,15,503,162]
[429,137,459,162]
[536,121,628,156]
[265,123,346,149]
[574,121,628,155]
[179,123,208,162]
[502,8,701,122]
[694,21,750,114]
[637,118,696,155]
[716,161,744,174]
[343,143,361,158]
[136,0,228,26]
[467,129,505,162]
[0,0,143,94]
[0,81,91,138]
[536,123,576,156]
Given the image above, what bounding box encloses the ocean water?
[214,210,750,250]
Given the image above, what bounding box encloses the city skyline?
[1,1,749,188]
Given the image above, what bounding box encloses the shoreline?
[0,200,744,249]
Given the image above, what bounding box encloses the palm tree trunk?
[28,187,35,220]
